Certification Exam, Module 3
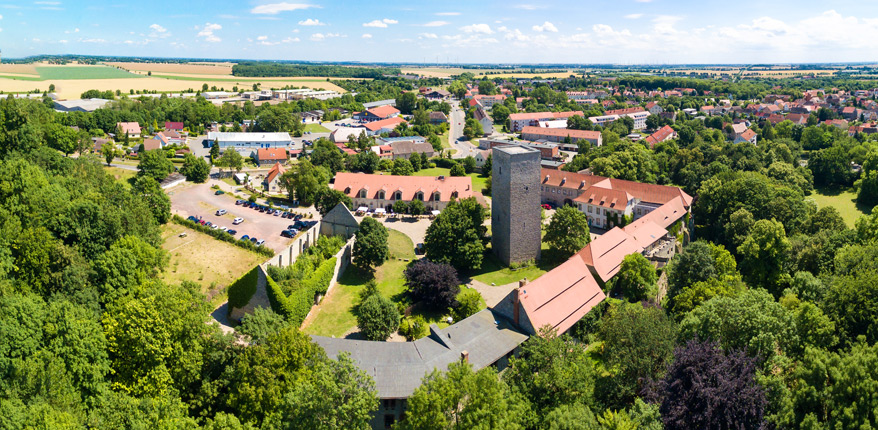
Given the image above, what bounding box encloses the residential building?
[492,146,542,266]
[429,111,448,124]
[474,105,493,135]
[424,89,451,100]
[356,105,401,122]
[734,128,758,145]
[164,121,185,132]
[156,131,186,146]
[644,125,676,148]
[364,117,406,135]
[92,137,114,153]
[206,132,293,149]
[646,101,664,115]
[590,107,649,130]
[388,140,435,160]
[141,139,161,152]
[116,122,142,138]
[520,126,602,146]
[333,172,478,212]
[263,162,286,193]
[254,148,288,166]
[54,98,110,113]
[508,111,584,132]
[469,94,506,110]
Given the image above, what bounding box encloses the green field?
[810,187,871,228]
[303,123,330,133]
[36,66,144,80]
[0,74,43,81]
[151,74,333,83]
[414,167,489,194]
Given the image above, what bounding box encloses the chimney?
[460,350,469,363]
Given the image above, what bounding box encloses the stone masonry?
[491,146,541,266]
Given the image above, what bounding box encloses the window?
[433,192,441,202]
[383,399,397,409]
[394,191,402,200]
[415,192,424,201]
[377,191,385,200]
[358,189,367,199]
[588,206,592,213]
[384,414,395,429]
[451,191,459,199]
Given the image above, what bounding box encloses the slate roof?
[312,309,527,398]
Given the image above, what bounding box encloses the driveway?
[353,213,431,247]
[168,181,317,253]
[448,103,480,159]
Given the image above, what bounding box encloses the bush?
[172,215,274,257]
[451,288,484,322]
[227,266,259,309]
[405,259,460,311]
[356,294,400,341]
[399,315,429,341]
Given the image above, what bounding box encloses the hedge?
[269,256,338,326]
[431,157,458,169]
[227,266,259,309]
[171,215,274,257]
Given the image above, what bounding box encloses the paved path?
[353,214,431,247]
[468,280,517,308]
[448,103,480,159]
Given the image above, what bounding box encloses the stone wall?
[228,266,272,322]
[267,221,321,268]
[491,146,542,266]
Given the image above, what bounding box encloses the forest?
[231,62,401,78]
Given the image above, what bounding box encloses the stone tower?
[491,146,541,266]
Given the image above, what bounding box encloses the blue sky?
[3,0,878,63]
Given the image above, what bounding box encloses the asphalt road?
[448,103,480,159]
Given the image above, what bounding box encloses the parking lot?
[168,182,317,253]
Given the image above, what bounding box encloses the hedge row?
[171,215,275,257]
[227,266,259,309]
[268,256,338,326]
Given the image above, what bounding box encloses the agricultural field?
[107,61,235,75]
[36,65,143,80]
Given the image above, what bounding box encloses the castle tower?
[491,146,541,266]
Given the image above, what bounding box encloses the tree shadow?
[814,185,847,197]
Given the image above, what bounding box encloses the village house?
[734,128,758,145]
[645,101,664,115]
[164,121,185,133]
[116,122,142,138]
[140,138,161,152]
[474,105,493,135]
[469,94,507,110]
[364,117,407,135]
[263,162,286,193]
[388,140,435,160]
[429,111,448,124]
[332,172,479,212]
[508,111,584,132]
[254,148,288,167]
[644,125,677,148]
[355,105,401,122]
[156,131,186,146]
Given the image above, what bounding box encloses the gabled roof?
[333,172,474,202]
[573,186,633,210]
[366,105,400,118]
[605,107,647,116]
[257,147,287,161]
[576,227,643,283]
[597,177,693,208]
[518,256,606,335]
[265,162,286,184]
[141,139,161,151]
[164,121,184,131]
[521,126,601,141]
[117,122,141,135]
[739,128,757,141]
[622,220,668,249]
[509,111,584,122]
[364,117,406,132]
[644,125,676,147]
[541,169,606,189]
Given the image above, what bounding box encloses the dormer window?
[358,189,367,198]
[415,191,424,201]
[394,191,402,200]
[451,191,459,199]
[432,192,441,202]
[377,191,386,200]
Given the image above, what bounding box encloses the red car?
[541,204,552,210]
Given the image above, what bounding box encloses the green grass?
[151,74,335,83]
[303,123,330,133]
[103,166,137,187]
[36,66,143,80]
[468,252,548,286]
[810,186,871,228]
[303,229,417,337]
[0,74,44,81]
[413,167,489,194]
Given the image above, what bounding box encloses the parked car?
[293,214,303,220]
[255,239,265,246]
[250,237,258,243]
[241,235,250,241]
[233,217,244,225]
[199,220,207,225]
[415,243,425,255]
[281,229,297,238]
[211,224,220,230]
[215,190,225,195]
[273,210,281,216]
[220,226,228,232]
[541,204,552,210]
[226,229,237,236]
[216,209,227,216]
[187,216,198,222]
[235,200,244,205]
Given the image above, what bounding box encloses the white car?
[233,217,244,225]
[220,226,228,232]
[216,209,227,216]
[255,239,265,246]
[211,224,220,230]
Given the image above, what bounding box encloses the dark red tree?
[404,259,460,311]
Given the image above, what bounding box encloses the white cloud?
[0,14,3,19]
[362,33,372,39]
[149,23,170,38]
[363,18,397,28]
[250,2,319,15]
[460,23,493,34]
[625,13,643,19]
[79,38,106,43]
[298,18,324,26]
[436,12,459,16]
[514,4,544,10]
[532,21,558,32]
[257,35,268,40]
[423,20,449,27]
[310,32,343,41]
[419,32,438,39]
[282,37,300,42]
[197,22,222,42]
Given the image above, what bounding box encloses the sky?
[3,0,878,64]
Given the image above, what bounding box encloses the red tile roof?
[644,125,676,147]
[597,177,693,207]
[367,105,400,119]
[364,117,406,132]
[265,162,287,184]
[164,121,184,131]
[541,170,606,189]
[622,220,668,249]
[333,172,475,202]
[573,186,633,210]
[521,126,601,141]
[117,122,141,135]
[141,139,161,152]
[518,256,606,335]
[576,227,643,282]
[739,129,757,141]
[605,107,647,116]
[509,111,584,122]
[257,147,287,161]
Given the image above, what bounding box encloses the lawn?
[810,186,870,228]
[414,167,490,194]
[103,166,137,187]
[468,252,548,286]
[304,229,437,337]
[160,223,266,305]
[303,123,330,133]
[36,66,144,80]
